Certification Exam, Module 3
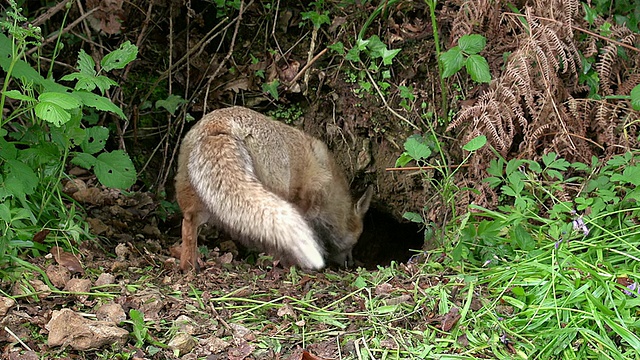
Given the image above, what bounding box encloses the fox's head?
[313,186,373,268]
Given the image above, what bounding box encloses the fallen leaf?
[32,229,50,243]
[302,350,327,360]
[441,307,460,332]
[50,246,84,274]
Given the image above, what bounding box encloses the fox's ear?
[355,185,373,217]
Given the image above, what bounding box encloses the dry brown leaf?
[32,229,50,243]
[50,246,84,274]
[302,350,327,360]
[441,307,460,332]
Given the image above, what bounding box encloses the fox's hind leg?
[177,181,210,272]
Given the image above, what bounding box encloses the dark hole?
[353,206,424,269]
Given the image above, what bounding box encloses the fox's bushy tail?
[187,133,326,269]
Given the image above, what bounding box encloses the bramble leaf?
[440,47,464,78]
[94,150,136,189]
[466,54,491,83]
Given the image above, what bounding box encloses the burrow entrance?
[352,205,425,269]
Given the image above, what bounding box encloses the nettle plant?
[0,1,137,277]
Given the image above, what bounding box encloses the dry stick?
[157,0,174,191]
[74,0,100,56]
[4,326,32,352]
[201,0,249,114]
[385,164,469,172]
[30,0,71,27]
[303,25,319,93]
[270,0,285,56]
[363,67,421,131]
[503,12,640,53]
[137,18,231,107]
[26,8,98,56]
[287,48,328,86]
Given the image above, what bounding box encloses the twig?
[385,164,468,171]
[26,7,98,56]
[30,0,71,27]
[363,67,420,131]
[288,48,328,86]
[4,326,32,352]
[202,0,249,114]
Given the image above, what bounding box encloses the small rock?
[64,278,92,302]
[115,243,130,260]
[62,178,87,194]
[95,273,116,287]
[72,187,105,205]
[0,296,16,316]
[46,309,129,350]
[96,303,126,324]
[142,224,161,237]
[175,315,198,335]
[46,265,71,289]
[202,336,230,354]
[12,280,50,301]
[168,332,197,356]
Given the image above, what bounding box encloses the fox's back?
[178,106,337,205]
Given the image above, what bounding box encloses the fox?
[175,106,373,272]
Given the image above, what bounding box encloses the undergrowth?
[0,0,137,284]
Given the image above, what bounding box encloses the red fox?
[175,106,373,271]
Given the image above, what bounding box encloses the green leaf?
[94,150,137,189]
[611,164,640,186]
[395,153,413,167]
[129,309,147,348]
[403,212,424,223]
[463,135,487,151]
[403,135,431,161]
[261,80,280,100]
[155,94,187,116]
[2,90,35,102]
[381,48,401,65]
[4,159,39,199]
[38,92,81,109]
[511,224,535,251]
[345,47,361,62]
[0,203,11,223]
[72,91,126,119]
[81,126,110,154]
[353,276,367,289]
[76,49,96,76]
[630,84,640,111]
[458,34,487,55]
[328,42,344,55]
[375,304,398,314]
[465,55,491,83]
[365,35,387,58]
[440,47,464,78]
[300,10,330,28]
[35,102,71,126]
[72,152,97,169]
[101,41,138,72]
